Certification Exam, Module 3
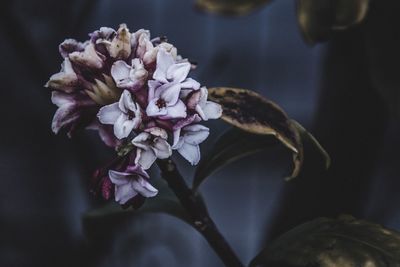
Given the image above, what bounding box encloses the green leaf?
[195,0,273,16]
[193,127,279,191]
[333,0,369,30]
[296,0,336,43]
[250,216,400,267]
[82,178,191,241]
[297,0,370,43]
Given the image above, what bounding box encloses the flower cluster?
[45,24,221,207]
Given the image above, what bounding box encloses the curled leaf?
[195,0,273,16]
[208,87,298,154]
[250,216,400,267]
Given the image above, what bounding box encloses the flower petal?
[152,138,172,159]
[69,43,104,69]
[177,142,201,165]
[45,58,78,93]
[166,62,191,83]
[146,98,168,117]
[113,113,133,139]
[153,49,174,83]
[109,170,130,185]
[131,177,158,197]
[115,183,138,204]
[160,83,181,106]
[135,148,157,170]
[183,124,209,145]
[119,90,137,113]
[148,80,161,101]
[180,78,200,90]
[107,24,131,59]
[111,61,133,88]
[202,101,223,120]
[97,103,121,124]
[59,39,86,58]
[131,132,151,150]
[161,100,187,119]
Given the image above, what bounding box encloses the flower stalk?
[156,158,244,267]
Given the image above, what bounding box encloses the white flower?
[145,50,201,119]
[153,49,192,85]
[172,124,209,165]
[109,165,157,205]
[97,90,142,139]
[132,127,172,169]
[187,87,222,121]
[111,58,148,91]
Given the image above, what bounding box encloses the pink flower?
[109,164,157,204]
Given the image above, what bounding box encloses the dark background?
[1,0,400,266]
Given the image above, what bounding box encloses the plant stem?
[156,158,244,267]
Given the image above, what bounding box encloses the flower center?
[156,98,166,109]
[127,110,136,120]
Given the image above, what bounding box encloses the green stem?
[156,158,244,267]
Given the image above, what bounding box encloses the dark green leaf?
[83,178,191,241]
[195,0,273,16]
[296,0,336,43]
[250,216,400,267]
[297,0,369,43]
[193,127,279,191]
[333,0,369,29]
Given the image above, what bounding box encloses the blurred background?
[1,0,400,266]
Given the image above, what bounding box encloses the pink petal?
[161,100,187,119]
[203,101,222,120]
[177,143,200,165]
[97,103,121,124]
[183,124,209,145]
[135,148,157,170]
[181,78,200,90]
[166,62,191,83]
[152,138,172,159]
[131,177,158,197]
[153,49,174,83]
[111,61,133,88]
[146,98,167,117]
[160,83,181,105]
[115,183,138,204]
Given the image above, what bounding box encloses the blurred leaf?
[195,0,273,16]
[297,0,369,43]
[83,178,191,241]
[250,216,400,267]
[193,127,279,191]
[333,0,369,29]
[297,0,335,43]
